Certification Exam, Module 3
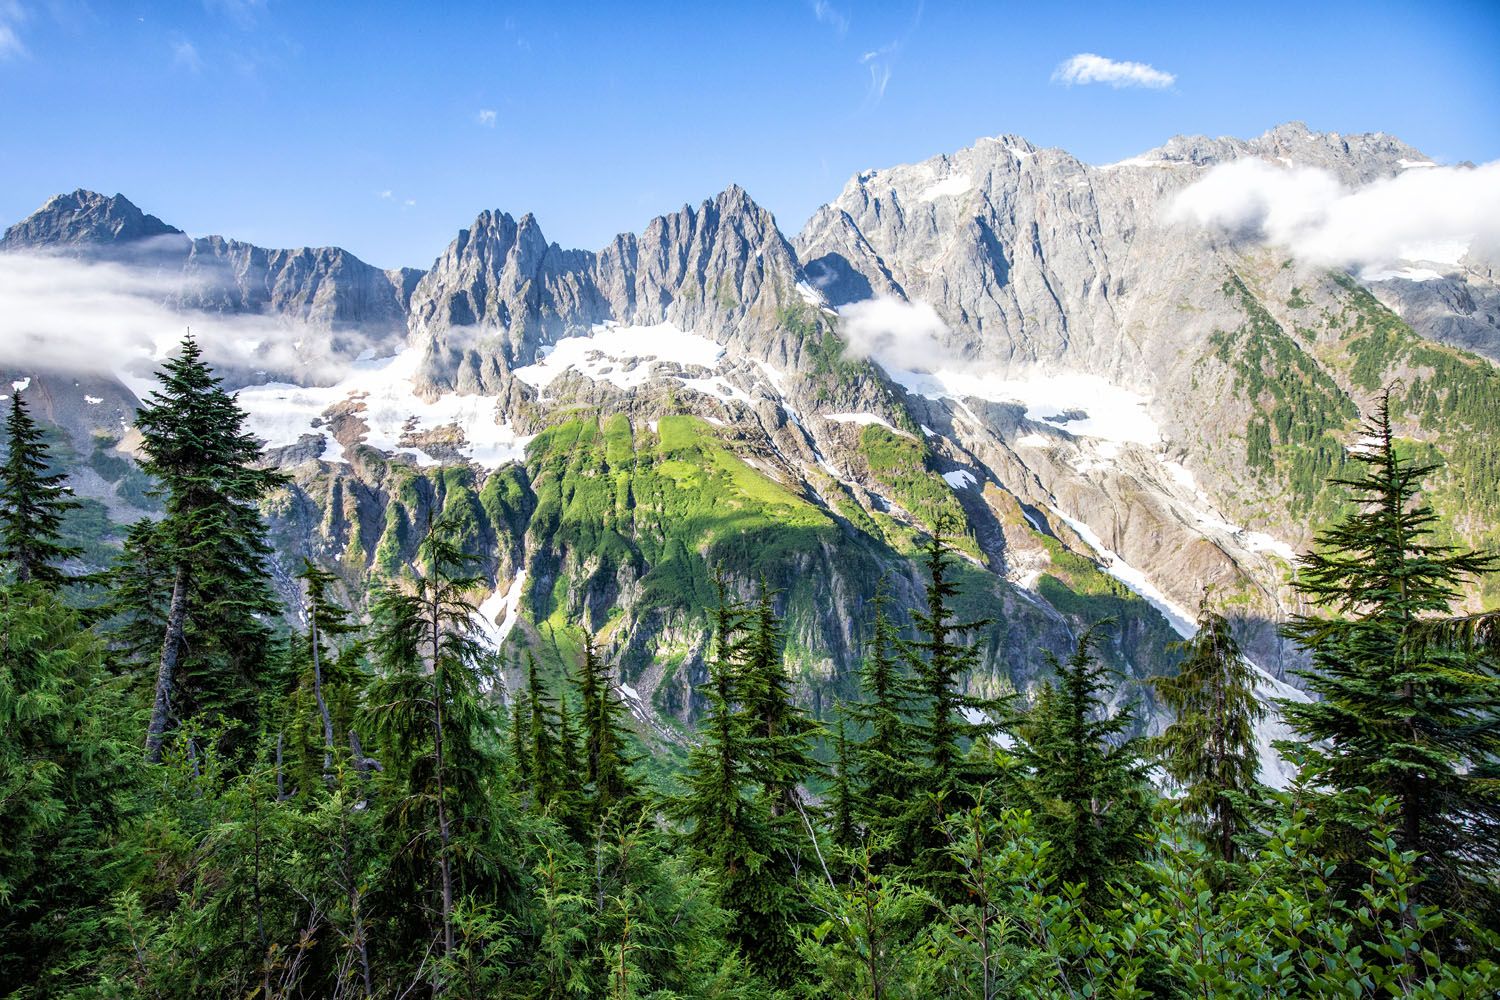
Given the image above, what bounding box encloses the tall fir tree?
[510,681,533,787]
[902,517,1005,877]
[526,651,565,814]
[669,576,802,984]
[1281,391,1500,907]
[293,559,362,780]
[122,335,284,761]
[1152,593,1266,861]
[846,579,923,867]
[0,390,80,588]
[1008,620,1152,898]
[361,514,520,987]
[576,634,638,825]
[826,711,859,852]
[740,582,820,818]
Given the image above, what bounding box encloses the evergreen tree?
[1152,593,1266,861]
[901,517,1005,877]
[293,559,361,779]
[826,712,859,851]
[557,688,583,806]
[0,390,81,589]
[362,514,520,988]
[125,335,285,761]
[1281,392,1500,907]
[846,580,922,866]
[526,651,564,813]
[510,682,533,786]
[1008,621,1151,897]
[576,633,640,825]
[0,583,134,995]
[740,582,819,818]
[670,576,800,983]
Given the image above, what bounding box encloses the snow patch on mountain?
[1361,265,1446,282]
[919,172,973,202]
[1158,459,1298,562]
[514,321,725,391]
[1048,505,1196,635]
[477,570,527,650]
[235,346,530,468]
[886,365,1161,445]
[823,412,914,437]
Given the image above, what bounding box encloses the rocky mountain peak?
[1,188,185,252]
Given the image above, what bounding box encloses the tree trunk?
[431,594,455,988]
[145,563,190,763]
[310,601,335,778]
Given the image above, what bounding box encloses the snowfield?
[884,365,1161,446]
[234,345,531,468]
[514,322,725,390]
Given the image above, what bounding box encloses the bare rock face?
[406,184,816,394]
[0,189,185,252]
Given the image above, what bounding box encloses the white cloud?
[838,295,956,370]
[377,189,392,199]
[171,37,203,73]
[476,108,497,128]
[1052,53,1175,89]
[809,0,848,35]
[860,45,895,102]
[855,1,923,107]
[403,198,416,208]
[0,1,27,60]
[1168,157,1500,271]
[0,252,377,387]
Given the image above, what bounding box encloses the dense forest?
[3,336,1500,999]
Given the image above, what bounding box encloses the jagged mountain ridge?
[3,123,1498,782]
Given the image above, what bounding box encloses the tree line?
[2,337,1498,998]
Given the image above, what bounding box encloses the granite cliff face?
[4,124,1497,778]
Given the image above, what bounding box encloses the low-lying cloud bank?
[1168,158,1500,272]
[0,252,382,388]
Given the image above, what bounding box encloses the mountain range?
[4,121,1498,782]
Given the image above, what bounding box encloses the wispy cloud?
[1168,158,1500,272]
[858,1,923,107]
[1052,53,1175,89]
[170,37,203,73]
[376,189,393,200]
[0,1,28,60]
[860,46,894,102]
[809,0,847,36]
[476,108,497,128]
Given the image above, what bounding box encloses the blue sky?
[1,0,1496,269]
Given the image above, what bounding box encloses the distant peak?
[711,182,768,216]
[2,188,183,251]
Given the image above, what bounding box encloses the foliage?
[1281,391,1500,911]
[1006,621,1152,898]
[1152,594,1265,860]
[0,391,82,588]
